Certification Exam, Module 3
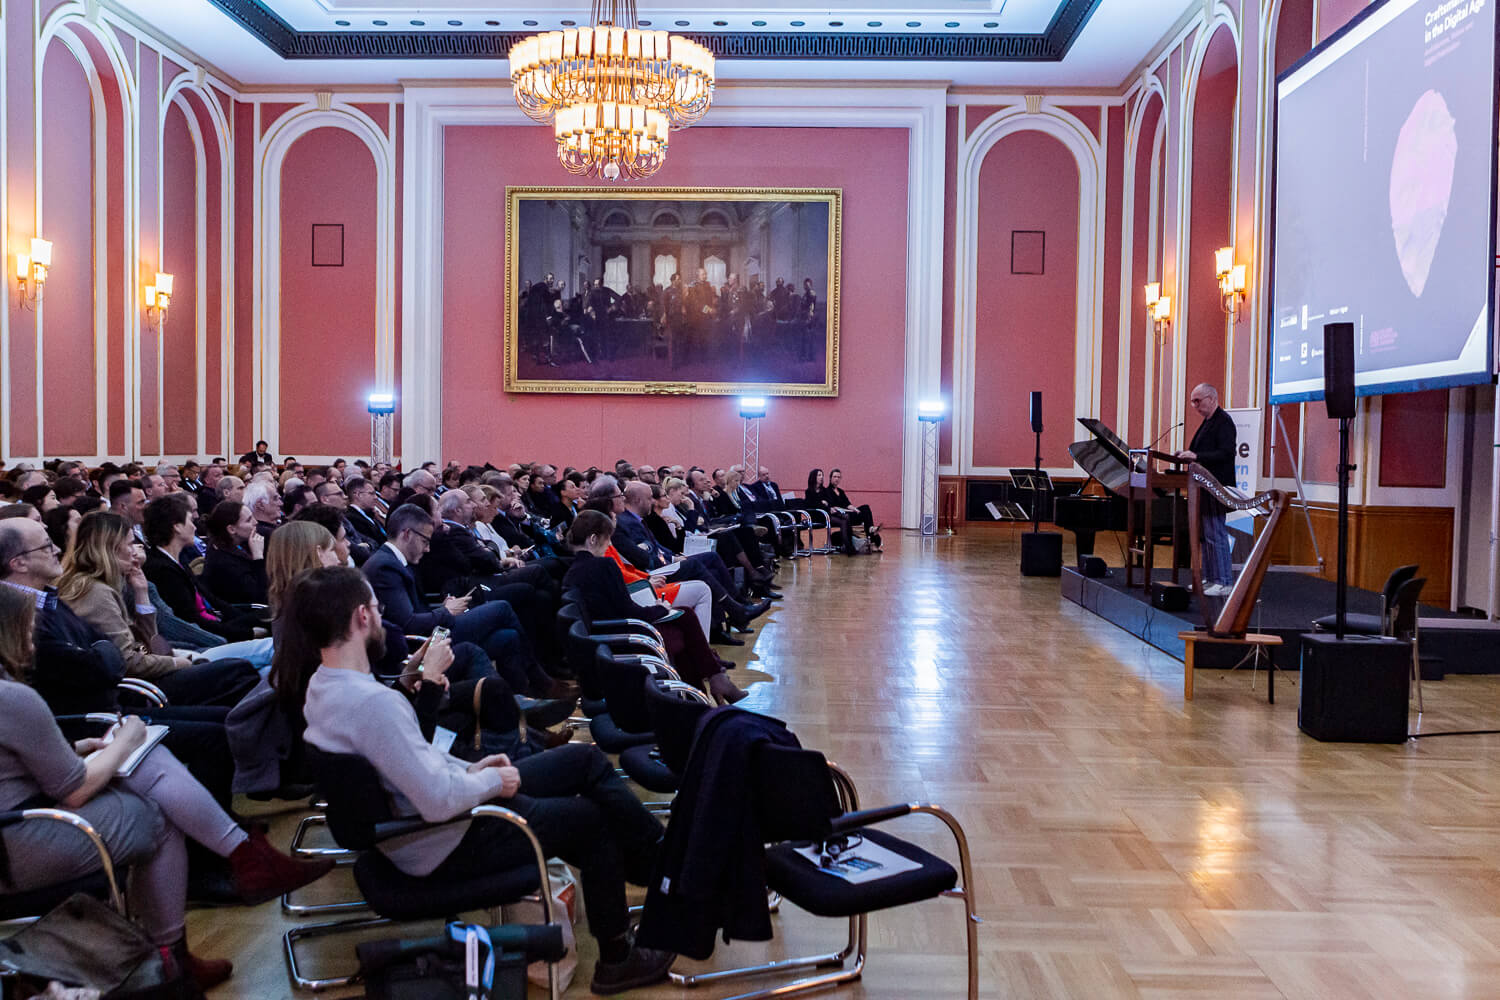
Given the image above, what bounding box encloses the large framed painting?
[504,187,841,396]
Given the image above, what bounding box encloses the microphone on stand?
[1148,421,1185,451]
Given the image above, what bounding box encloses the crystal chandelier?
[508,0,715,180]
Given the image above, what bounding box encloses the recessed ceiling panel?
[267,1,1058,36]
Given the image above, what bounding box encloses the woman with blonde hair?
[59,512,256,706]
[266,521,338,618]
[0,587,330,990]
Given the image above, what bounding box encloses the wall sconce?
[143,272,174,325]
[1214,246,1247,318]
[1144,282,1171,337]
[15,237,52,309]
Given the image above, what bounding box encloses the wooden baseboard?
[1268,502,1453,607]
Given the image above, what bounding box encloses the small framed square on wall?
[1011,230,1045,275]
[311,224,345,267]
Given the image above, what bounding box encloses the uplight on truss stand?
[367,392,395,467]
[917,400,947,536]
[739,396,766,475]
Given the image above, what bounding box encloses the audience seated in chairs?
[0,586,331,993]
[142,494,267,646]
[282,565,678,995]
[817,467,880,552]
[201,500,269,606]
[363,503,568,705]
[565,510,746,705]
[57,512,259,708]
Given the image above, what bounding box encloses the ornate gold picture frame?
[504,187,841,396]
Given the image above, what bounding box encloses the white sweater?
[302,665,506,875]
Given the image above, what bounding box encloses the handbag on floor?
[0,893,192,999]
[356,921,565,1000]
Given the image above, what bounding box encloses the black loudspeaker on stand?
[1297,322,1409,743]
[1020,390,1063,577]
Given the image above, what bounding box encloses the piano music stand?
[1125,449,1188,591]
[1007,469,1052,525]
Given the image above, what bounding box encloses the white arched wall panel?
[159,74,234,459]
[1117,77,1168,439]
[33,7,139,462]
[954,104,1105,477]
[1173,4,1243,431]
[253,102,397,454]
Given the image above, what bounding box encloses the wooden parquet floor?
[194,530,1500,999]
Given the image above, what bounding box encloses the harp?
[1186,463,1294,637]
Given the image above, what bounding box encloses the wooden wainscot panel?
[1271,503,1453,607]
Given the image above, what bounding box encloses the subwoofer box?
[1298,633,1410,743]
[1020,531,1063,577]
[1151,582,1189,611]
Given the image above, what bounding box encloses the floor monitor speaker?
[1298,633,1409,742]
[1151,582,1190,611]
[1020,531,1062,577]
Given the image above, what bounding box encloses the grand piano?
[1056,418,1187,571]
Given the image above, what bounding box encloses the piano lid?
[1068,418,1136,494]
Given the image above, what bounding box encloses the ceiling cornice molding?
[207,0,1103,63]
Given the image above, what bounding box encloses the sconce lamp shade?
[1152,296,1171,322]
[1143,282,1161,306]
[1214,246,1233,277]
[154,272,174,296]
[29,238,52,269]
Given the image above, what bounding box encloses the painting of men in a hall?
[507,190,839,395]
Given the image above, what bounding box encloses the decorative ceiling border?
[207,0,1102,62]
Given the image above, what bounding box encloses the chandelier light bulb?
[510,0,714,180]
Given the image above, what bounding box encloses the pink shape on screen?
[1388,89,1457,297]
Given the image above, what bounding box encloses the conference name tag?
[431,726,458,754]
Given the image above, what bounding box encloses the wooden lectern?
[1124,449,1188,590]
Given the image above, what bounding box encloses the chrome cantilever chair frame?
[669,762,981,1000]
[0,809,127,919]
[283,804,557,998]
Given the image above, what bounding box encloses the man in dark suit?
[613,482,770,634]
[421,491,563,665]
[1177,382,1238,595]
[344,475,387,545]
[311,480,375,565]
[363,504,567,702]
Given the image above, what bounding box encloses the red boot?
[163,939,233,993]
[228,828,334,905]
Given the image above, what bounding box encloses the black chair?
[666,743,980,1000]
[1389,576,1427,714]
[282,748,559,996]
[641,674,714,776]
[594,648,709,797]
[1312,563,1418,635]
[0,808,126,923]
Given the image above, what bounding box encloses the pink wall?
[1184,27,1236,407]
[278,127,380,459]
[233,101,255,448]
[1129,96,1164,447]
[1379,391,1447,488]
[1098,105,1125,425]
[441,124,908,523]
[161,100,199,456]
[970,130,1078,469]
[939,105,958,467]
[39,39,95,457]
[7,5,38,457]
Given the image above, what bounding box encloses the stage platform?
[1060,565,1500,676]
